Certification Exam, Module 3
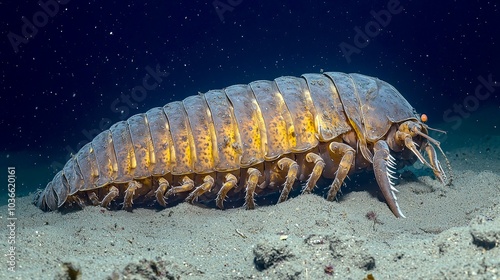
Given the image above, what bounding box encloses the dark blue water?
[1,0,499,198]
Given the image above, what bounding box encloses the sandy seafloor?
[1,107,499,280]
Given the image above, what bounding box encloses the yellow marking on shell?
[314,114,332,141]
[204,90,242,171]
[184,139,193,171]
[159,121,170,165]
[138,142,150,169]
[109,136,119,172]
[164,102,194,174]
[141,114,152,171]
[183,94,216,173]
[149,140,156,164]
[287,121,296,147]
[302,88,318,137]
[249,80,292,160]
[269,114,289,159]
[229,104,243,163]
[251,97,267,159]
[144,114,156,166]
[217,113,238,163]
[87,145,98,177]
[130,148,137,169]
[275,76,318,152]
[206,106,220,165]
[144,115,155,164]
[276,91,297,150]
[107,158,114,174]
[166,120,176,168]
[186,118,198,173]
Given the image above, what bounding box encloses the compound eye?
[420,114,428,123]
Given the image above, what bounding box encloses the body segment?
[34,72,451,217]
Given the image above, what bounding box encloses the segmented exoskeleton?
[34,72,452,217]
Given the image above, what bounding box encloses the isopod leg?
[165,176,195,198]
[373,140,405,218]
[88,192,100,206]
[216,173,238,209]
[244,168,261,210]
[66,195,86,209]
[101,186,119,208]
[277,157,299,203]
[122,181,142,210]
[302,153,325,194]
[424,144,447,184]
[326,142,355,201]
[186,175,215,203]
[396,131,433,169]
[155,178,170,207]
[397,120,453,186]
